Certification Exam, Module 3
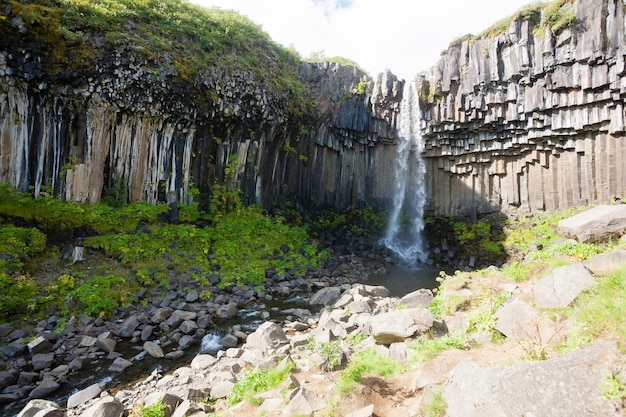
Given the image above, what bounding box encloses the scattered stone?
[210,380,234,399]
[29,378,60,399]
[345,404,375,417]
[558,205,626,243]
[81,396,125,417]
[27,336,52,356]
[108,357,133,373]
[309,287,341,306]
[67,383,102,409]
[32,353,55,371]
[443,341,621,417]
[245,322,289,354]
[143,341,165,359]
[96,337,117,353]
[118,315,140,338]
[16,399,63,417]
[191,354,217,370]
[216,302,238,319]
[535,264,594,308]
[367,309,433,344]
[583,250,626,276]
[401,288,434,308]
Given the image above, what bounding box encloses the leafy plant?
[602,372,626,405]
[335,348,399,396]
[308,339,344,372]
[140,398,167,417]
[227,361,294,406]
[419,386,447,417]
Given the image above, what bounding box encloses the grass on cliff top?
[1,0,302,85]
[447,0,575,49]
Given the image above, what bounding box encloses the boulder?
[583,250,626,276]
[401,288,434,308]
[143,341,165,358]
[190,354,217,370]
[558,205,626,243]
[346,404,375,417]
[210,380,234,399]
[495,297,556,344]
[535,264,594,308]
[216,302,238,319]
[117,315,140,338]
[96,336,117,353]
[443,341,621,417]
[66,383,102,409]
[309,287,342,306]
[17,399,63,417]
[367,308,433,344]
[81,396,125,417]
[32,353,55,371]
[285,388,325,416]
[27,336,52,356]
[245,322,289,354]
[29,378,60,399]
[0,371,16,389]
[108,357,133,373]
[179,320,199,334]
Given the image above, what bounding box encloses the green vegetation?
[311,205,386,237]
[335,348,400,397]
[306,50,365,73]
[564,265,626,351]
[0,184,324,321]
[128,398,167,417]
[446,0,576,51]
[409,334,469,366]
[226,361,295,406]
[307,339,345,372]
[0,0,312,117]
[418,386,447,417]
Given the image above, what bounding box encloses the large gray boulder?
[583,250,626,276]
[245,322,289,354]
[67,383,102,409]
[535,264,594,308]
[558,205,626,243]
[367,308,433,344]
[81,396,125,417]
[17,399,63,417]
[443,341,621,417]
[309,287,342,306]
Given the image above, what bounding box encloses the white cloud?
[191,0,533,80]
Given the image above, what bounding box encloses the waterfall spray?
[381,80,427,265]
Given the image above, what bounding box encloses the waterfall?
[381,80,427,265]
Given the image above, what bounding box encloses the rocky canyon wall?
[419,0,626,216]
[0,44,403,210]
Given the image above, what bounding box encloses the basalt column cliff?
[419,0,626,216]
[0,0,404,211]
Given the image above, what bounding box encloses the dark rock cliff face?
[0,46,403,210]
[2,0,623,217]
[419,0,626,216]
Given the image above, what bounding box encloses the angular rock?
[245,322,289,354]
[0,371,16,389]
[96,337,117,353]
[286,388,325,416]
[210,380,234,399]
[151,307,174,323]
[179,320,198,335]
[67,383,102,409]
[363,285,390,298]
[27,336,52,356]
[443,341,621,417]
[81,396,125,417]
[190,354,217,370]
[29,378,61,399]
[558,205,626,243]
[143,341,165,358]
[535,264,594,308]
[221,334,239,349]
[346,404,375,417]
[401,288,434,308]
[495,297,540,339]
[32,353,55,371]
[583,250,626,276]
[216,302,238,319]
[17,399,63,417]
[309,287,341,306]
[108,357,133,373]
[367,308,433,344]
[118,315,140,338]
[140,325,154,341]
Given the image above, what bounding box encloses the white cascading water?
[381,80,427,265]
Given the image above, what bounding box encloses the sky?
[190,0,534,81]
